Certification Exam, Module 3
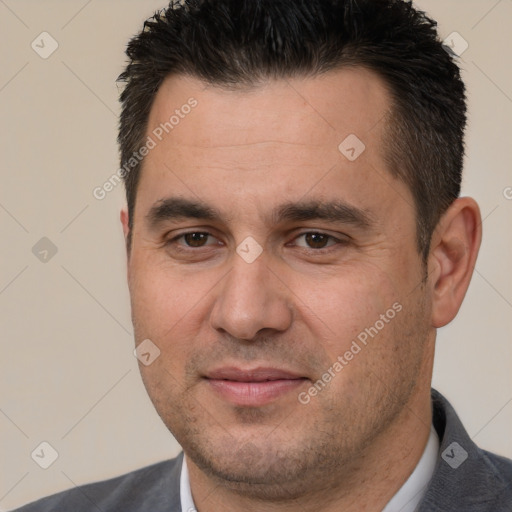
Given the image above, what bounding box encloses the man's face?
[124,69,434,496]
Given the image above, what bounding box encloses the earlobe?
[429,197,482,328]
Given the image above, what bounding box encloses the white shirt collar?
[180,427,439,512]
[382,426,439,512]
[180,455,196,512]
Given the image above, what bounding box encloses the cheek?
[130,266,207,395]
[294,263,402,356]
[128,255,222,360]
[296,266,429,411]
[129,256,190,336]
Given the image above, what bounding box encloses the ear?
[120,208,131,257]
[428,197,482,328]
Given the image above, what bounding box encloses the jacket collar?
[418,389,510,511]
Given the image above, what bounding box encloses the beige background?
[1,0,511,510]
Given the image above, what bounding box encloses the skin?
[121,68,481,511]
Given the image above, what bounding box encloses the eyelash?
[165,231,347,253]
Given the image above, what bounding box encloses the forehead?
[135,68,411,233]
[147,67,392,150]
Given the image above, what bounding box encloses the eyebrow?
[146,197,219,228]
[146,197,374,230]
[273,200,374,229]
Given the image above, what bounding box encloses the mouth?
[204,367,309,406]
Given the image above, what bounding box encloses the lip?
[205,367,308,406]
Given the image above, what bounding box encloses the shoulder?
[420,390,512,511]
[478,449,512,503]
[11,454,183,512]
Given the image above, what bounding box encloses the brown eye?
[304,233,330,249]
[291,232,345,252]
[183,232,210,247]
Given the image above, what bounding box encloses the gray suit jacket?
[12,389,512,511]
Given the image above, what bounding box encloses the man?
[14,0,512,511]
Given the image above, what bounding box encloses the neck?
[187,385,433,512]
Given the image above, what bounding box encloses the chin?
[190,444,313,499]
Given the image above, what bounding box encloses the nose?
[209,251,293,341]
